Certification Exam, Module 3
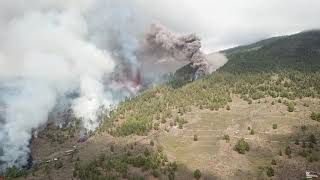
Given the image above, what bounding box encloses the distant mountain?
[220,30,320,73]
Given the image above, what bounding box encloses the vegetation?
[193,169,202,180]
[10,30,320,180]
[234,139,250,154]
[98,67,320,137]
[298,148,319,162]
[97,31,320,137]
[309,134,317,144]
[287,102,295,112]
[194,134,198,141]
[272,124,278,129]
[98,31,320,137]
[221,30,320,73]
[311,112,320,122]
[285,146,292,156]
[250,129,255,135]
[1,166,28,179]
[73,148,177,180]
[266,166,275,177]
[223,134,230,142]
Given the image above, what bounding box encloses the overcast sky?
[1,0,319,53]
[134,0,320,52]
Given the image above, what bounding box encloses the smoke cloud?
[143,23,212,79]
[0,0,228,170]
[0,1,117,170]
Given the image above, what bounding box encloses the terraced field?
[158,96,320,179]
[26,96,320,180]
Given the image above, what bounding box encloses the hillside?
[220,30,320,72]
[3,31,320,180]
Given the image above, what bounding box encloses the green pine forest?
[99,30,320,137]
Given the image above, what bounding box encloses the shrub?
[279,150,282,156]
[271,159,277,165]
[226,105,231,110]
[287,102,295,112]
[250,129,255,135]
[194,134,198,141]
[161,117,167,124]
[152,169,160,177]
[309,134,317,144]
[154,123,160,130]
[168,171,175,180]
[144,148,150,157]
[294,139,299,145]
[234,139,250,154]
[110,145,114,152]
[266,167,274,177]
[169,162,178,172]
[155,113,160,120]
[272,124,277,129]
[223,134,230,142]
[150,140,154,146]
[193,169,202,180]
[310,112,320,121]
[285,146,291,156]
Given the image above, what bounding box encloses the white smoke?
[206,53,229,73]
[0,0,228,170]
[0,1,117,170]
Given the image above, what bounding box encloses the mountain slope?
[6,30,320,180]
[220,30,320,72]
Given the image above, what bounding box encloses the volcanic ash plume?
[144,23,210,79]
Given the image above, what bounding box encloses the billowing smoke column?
[144,23,210,79]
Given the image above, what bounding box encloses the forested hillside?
[221,30,320,72]
[100,30,320,136]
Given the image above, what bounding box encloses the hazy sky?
[1,0,319,52]
[135,0,320,52]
